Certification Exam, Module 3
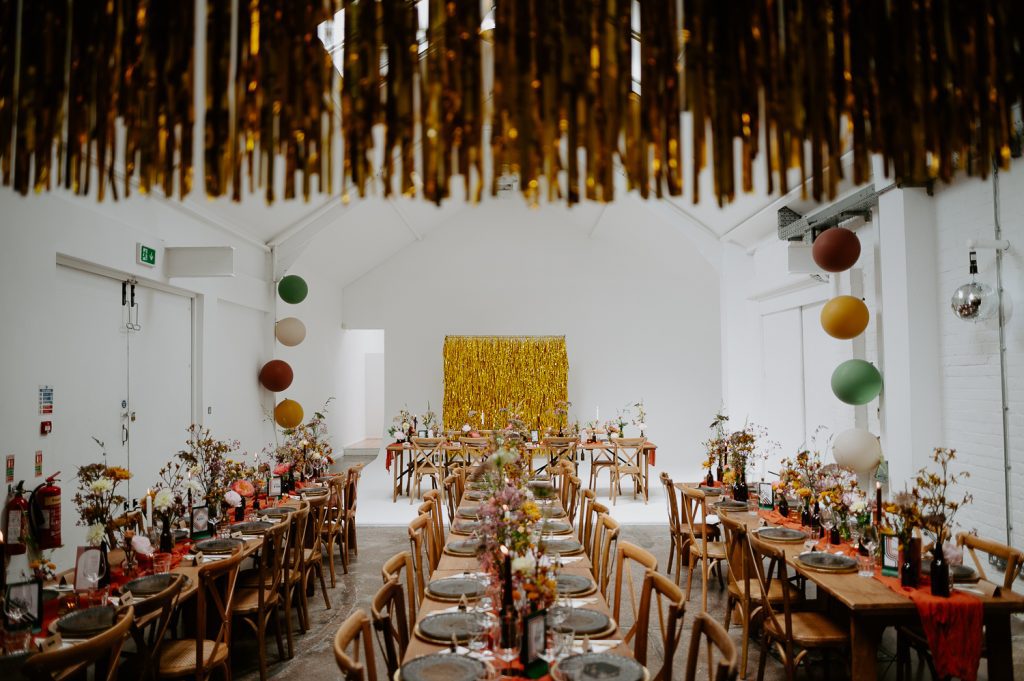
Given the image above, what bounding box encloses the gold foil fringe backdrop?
[1,1,1023,206]
[443,336,568,431]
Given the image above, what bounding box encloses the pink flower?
[273,463,292,476]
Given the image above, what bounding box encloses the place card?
[120,590,134,606]
[40,633,62,652]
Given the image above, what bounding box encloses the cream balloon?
[832,428,882,473]
[275,317,306,346]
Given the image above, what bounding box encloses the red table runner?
[876,572,983,681]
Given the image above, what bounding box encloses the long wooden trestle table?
[675,483,1024,680]
[402,496,633,665]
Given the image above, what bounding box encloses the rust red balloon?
[259,360,294,392]
[812,227,861,273]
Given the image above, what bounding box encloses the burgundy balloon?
[811,227,861,272]
[258,360,294,392]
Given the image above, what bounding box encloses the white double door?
[53,264,193,530]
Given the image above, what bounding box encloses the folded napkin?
[439,647,494,660]
[571,639,621,654]
[567,598,598,607]
[201,554,231,563]
[559,556,585,564]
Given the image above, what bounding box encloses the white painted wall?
[0,188,275,568]
[340,197,723,484]
[337,329,385,447]
[721,166,1024,550]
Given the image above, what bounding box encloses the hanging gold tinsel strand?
[1,1,1023,206]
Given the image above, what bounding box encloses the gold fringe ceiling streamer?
[223,0,337,202]
[442,336,568,432]
[2,1,1024,207]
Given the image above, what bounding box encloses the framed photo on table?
[520,609,547,666]
[3,580,42,632]
[269,476,282,497]
[882,534,900,576]
[190,505,211,539]
[758,482,774,510]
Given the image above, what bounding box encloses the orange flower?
[232,479,256,497]
[105,466,132,481]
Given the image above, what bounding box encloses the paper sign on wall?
[5,455,13,484]
[38,386,53,414]
[35,451,43,477]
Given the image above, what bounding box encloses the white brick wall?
[934,169,1024,548]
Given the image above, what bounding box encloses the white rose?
[131,534,154,555]
[90,478,114,494]
[311,452,323,461]
[86,523,106,546]
[153,488,175,512]
[186,479,204,494]
[511,555,536,574]
[850,500,867,514]
[224,490,242,508]
[462,424,471,433]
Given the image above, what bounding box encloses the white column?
[875,171,943,486]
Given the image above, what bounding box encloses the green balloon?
[278,275,308,304]
[831,359,882,405]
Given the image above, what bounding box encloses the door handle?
[122,424,129,446]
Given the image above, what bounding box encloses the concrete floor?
[230,524,1024,680]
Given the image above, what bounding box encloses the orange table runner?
[876,572,983,681]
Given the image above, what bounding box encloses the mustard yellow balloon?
[821,296,869,339]
[274,399,304,429]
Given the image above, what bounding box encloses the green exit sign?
[137,243,156,267]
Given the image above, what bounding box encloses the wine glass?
[859,525,879,577]
[496,625,520,674]
[848,518,861,548]
[468,612,493,656]
[819,507,835,546]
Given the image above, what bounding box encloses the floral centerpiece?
[272,400,336,481]
[884,488,922,545]
[511,551,559,613]
[72,439,132,547]
[475,483,541,579]
[551,400,572,435]
[702,413,730,483]
[420,404,439,434]
[916,447,972,548]
[176,424,240,514]
[817,465,866,540]
[777,447,827,507]
[632,400,647,437]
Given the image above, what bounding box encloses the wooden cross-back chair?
[232,520,289,681]
[107,509,145,546]
[371,579,410,680]
[578,489,596,549]
[120,573,185,681]
[382,550,419,626]
[421,489,445,566]
[680,486,727,612]
[157,549,244,681]
[612,542,658,648]
[660,472,689,584]
[407,514,433,606]
[720,512,802,679]
[22,605,134,681]
[302,493,332,617]
[634,571,687,681]
[593,512,621,597]
[609,437,647,504]
[584,498,609,564]
[333,609,378,681]
[345,464,363,558]
[542,436,579,475]
[416,497,443,572]
[459,437,490,467]
[588,441,618,495]
[685,612,739,681]
[564,474,582,527]
[275,501,309,657]
[409,437,445,502]
[748,535,849,681]
[323,474,348,586]
[442,474,460,524]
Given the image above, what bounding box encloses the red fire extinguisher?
[28,472,62,549]
[4,481,29,543]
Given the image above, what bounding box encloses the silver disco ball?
[950,280,997,322]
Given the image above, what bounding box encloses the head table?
[675,482,1024,680]
[387,438,658,503]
